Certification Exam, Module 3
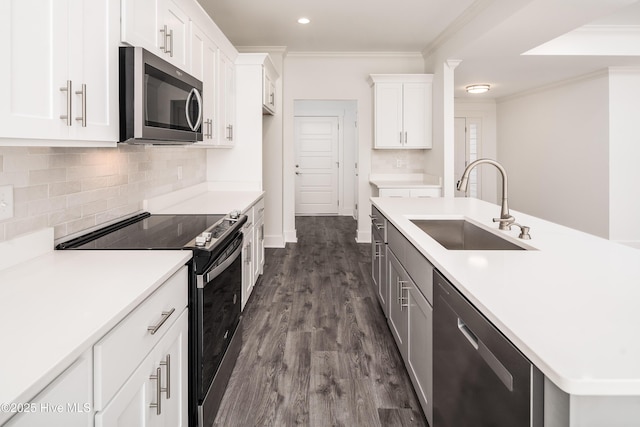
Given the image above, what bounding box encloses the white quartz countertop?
[152,190,264,215]
[369,173,442,189]
[0,250,191,423]
[370,179,442,189]
[372,196,640,396]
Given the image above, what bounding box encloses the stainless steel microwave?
[119,46,203,144]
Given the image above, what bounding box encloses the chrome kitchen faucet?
[457,158,522,233]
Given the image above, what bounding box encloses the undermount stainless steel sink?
[410,219,527,250]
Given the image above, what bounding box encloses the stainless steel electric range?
[56,211,247,427]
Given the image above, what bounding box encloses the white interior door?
[294,116,339,214]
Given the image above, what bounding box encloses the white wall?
[283,53,425,243]
[454,99,498,204]
[608,68,640,248]
[496,72,610,238]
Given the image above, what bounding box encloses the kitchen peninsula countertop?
[0,248,191,424]
[372,196,640,396]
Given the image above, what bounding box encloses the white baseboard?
[284,229,297,243]
[356,229,371,244]
[264,235,286,248]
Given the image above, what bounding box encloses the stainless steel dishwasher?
[433,270,543,427]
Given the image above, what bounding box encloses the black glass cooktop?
[59,214,226,250]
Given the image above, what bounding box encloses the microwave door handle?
[185,88,203,132]
[193,88,203,130]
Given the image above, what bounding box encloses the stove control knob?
[203,232,212,242]
[229,209,240,220]
[195,235,207,246]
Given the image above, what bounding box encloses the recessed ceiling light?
[297,17,310,24]
[466,84,490,94]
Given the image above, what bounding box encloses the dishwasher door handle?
[458,317,514,392]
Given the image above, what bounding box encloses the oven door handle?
[197,243,242,288]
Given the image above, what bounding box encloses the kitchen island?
[372,196,640,426]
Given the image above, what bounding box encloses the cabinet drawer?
[387,223,405,259]
[405,243,434,305]
[379,188,411,198]
[94,266,188,410]
[410,188,441,198]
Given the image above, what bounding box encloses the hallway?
[214,216,427,426]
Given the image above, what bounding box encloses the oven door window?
[144,64,201,132]
[199,239,242,397]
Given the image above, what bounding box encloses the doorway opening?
[293,100,358,219]
[454,117,482,198]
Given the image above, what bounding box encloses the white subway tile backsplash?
[29,168,66,185]
[0,145,207,242]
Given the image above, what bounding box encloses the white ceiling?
[198,0,640,99]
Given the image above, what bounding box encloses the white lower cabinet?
[95,309,188,427]
[241,196,265,309]
[242,219,255,309]
[5,351,93,427]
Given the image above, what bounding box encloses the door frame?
[293,100,358,218]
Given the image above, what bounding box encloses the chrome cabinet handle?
[405,131,408,144]
[160,25,173,56]
[401,282,411,309]
[60,80,72,126]
[149,367,162,415]
[160,354,171,399]
[226,124,233,141]
[399,131,402,144]
[147,308,175,335]
[75,84,86,127]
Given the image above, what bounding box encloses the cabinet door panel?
[5,351,92,427]
[71,0,119,141]
[387,251,408,358]
[403,83,431,149]
[163,0,189,71]
[408,287,433,425]
[374,83,403,148]
[0,0,69,140]
[121,0,161,52]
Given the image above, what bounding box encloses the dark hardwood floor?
[214,216,427,426]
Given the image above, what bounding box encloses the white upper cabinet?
[191,22,219,145]
[0,0,119,146]
[121,0,189,72]
[369,74,433,149]
[218,52,236,147]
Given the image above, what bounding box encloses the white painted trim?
[496,69,609,103]
[264,235,286,248]
[284,229,298,243]
[356,229,371,244]
[0,228,53,271]
[286,51,424,58]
